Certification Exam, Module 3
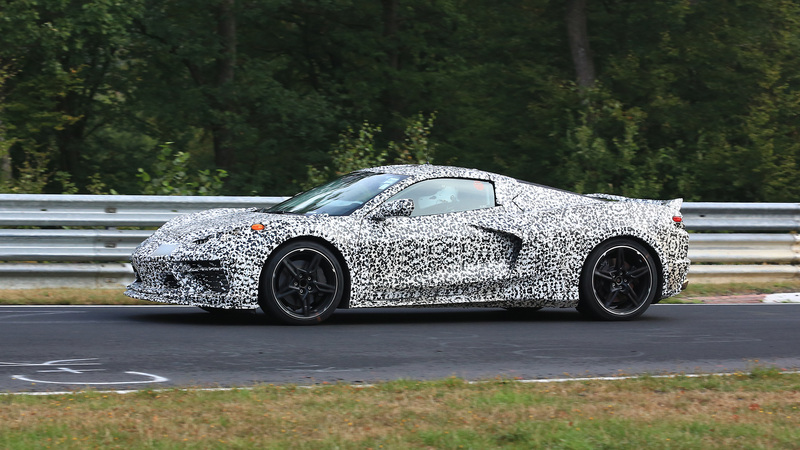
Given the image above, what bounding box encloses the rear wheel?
[259,241,344,325]
[578,238,658,321]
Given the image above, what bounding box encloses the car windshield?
[264,171,408,216]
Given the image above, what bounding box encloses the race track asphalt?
[1,304,799,392]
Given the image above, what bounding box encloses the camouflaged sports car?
[125,164,690,324]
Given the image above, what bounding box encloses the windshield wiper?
[257,208,296,214]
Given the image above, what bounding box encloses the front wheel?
[259,241,345,325]
[578,238,658,321]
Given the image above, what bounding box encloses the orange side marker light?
[251,223,265,231]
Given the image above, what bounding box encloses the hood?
[150,207,308,242]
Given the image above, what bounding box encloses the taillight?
[672,215,684,229]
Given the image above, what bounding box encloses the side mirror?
[372,199,414,221]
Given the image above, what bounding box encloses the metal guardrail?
[0,194,286,227]
[681,202,800,232]
[0,229,152,261]
[0,194,798,288]
[689,233,800,264]
[686,233,800,284]
[0,194,285,289]
[0,263,137,289]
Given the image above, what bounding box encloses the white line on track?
[4,370,799,396]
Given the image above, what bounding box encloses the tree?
[565,0,596,88]
[1,0,799,202]
[0,0,146,191]
[306,113,437,188]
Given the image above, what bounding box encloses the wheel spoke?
[628,266,650,279]
[625,289,641,306]
[594,269,613,281]
[281,258,299,277]
[301,292,310,316]
[616,248,626,268]
[307,252,323,273]
[603,289,620,308]
[313,281,336,293]
[275,287,297,300]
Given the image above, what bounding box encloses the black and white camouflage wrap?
[126,164,690,311]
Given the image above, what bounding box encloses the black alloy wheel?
[259,241,344,325]
[578,238,658,321]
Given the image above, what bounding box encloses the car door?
[358,178,520,303]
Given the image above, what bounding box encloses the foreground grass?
[1,369,798,449]
[2,281,800,306]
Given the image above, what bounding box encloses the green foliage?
[1,0,800,200]
[306,121,387,188]
[558,92,668,197]
[305,113,437,189]
[0,146,52,194]
[136,142,227,196]
[390,112,437,165]
[0,64,15,190]
[0,145,81,195]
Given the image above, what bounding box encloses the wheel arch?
[259,235,352,309]
[586,234,665,301]
[577,234,663,320]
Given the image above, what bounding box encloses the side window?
[387,178,496,216]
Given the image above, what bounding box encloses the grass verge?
[0,288,149,305]
[666,280,800,304]
[2,281,800,305]
[1,369,798,449]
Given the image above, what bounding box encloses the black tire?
[577,238,658,321]
[259,241,345,325]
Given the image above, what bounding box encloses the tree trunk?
[565,0,596,88]
[214,0,237,169]
[382,0,400,71]
[55,89,87,178]
[380,0,404,142]
[217,0,237,86]
[0,120,10,185]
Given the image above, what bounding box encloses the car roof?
[364,164,508,182]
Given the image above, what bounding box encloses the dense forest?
[1,0,799,201]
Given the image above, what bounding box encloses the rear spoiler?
[587,193,683,210]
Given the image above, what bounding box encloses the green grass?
[1,371,798,448]
[665,280,800,304]
[677,280,800,298]
[0,288,150,305]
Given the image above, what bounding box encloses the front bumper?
[125,258,236,307]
